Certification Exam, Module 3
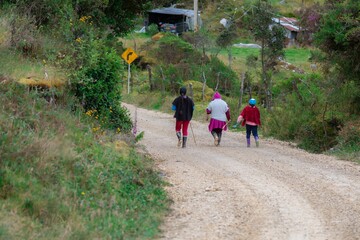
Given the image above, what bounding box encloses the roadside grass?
[0,49,170,239]
[325,119,360,163]
[328,146,360,164]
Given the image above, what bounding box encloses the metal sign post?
[127,63,131,94]
[121,48,138,94]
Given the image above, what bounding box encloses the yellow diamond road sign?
[121,48,138,64]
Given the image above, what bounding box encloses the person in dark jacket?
[172,87,195,148]
[236,98,261,147]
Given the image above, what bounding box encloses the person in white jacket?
[206,92,231,146]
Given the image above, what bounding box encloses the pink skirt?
[208,118,227,132]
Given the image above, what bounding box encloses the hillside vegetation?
[0,1,171,238]
[0,80,169,239]
[0,0,359,238]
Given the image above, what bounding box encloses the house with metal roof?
[272,17,300,46]
[148,7,202,31]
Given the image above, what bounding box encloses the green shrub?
[146,23,159,36]
[206,55,239,95]
[156,34,197,64]
[263,93,307,141]
[264,73,348,153]
[297,118,340,153]
[60,22,132,132]
[337,120,360,147]
[72,45,132,130]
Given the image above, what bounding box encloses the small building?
[272,17,300,46]
[148,7,202,31]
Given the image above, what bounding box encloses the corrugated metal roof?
[280,17,298,25]
[282,24,299,32]
[272,17,300,32]
[148,7,195,17]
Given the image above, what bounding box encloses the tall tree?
[215,22,238,67]
[245,0,285,110]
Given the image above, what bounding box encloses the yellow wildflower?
[80,16,92,23]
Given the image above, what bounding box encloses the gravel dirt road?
[123,103,360,240]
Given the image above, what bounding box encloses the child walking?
[236,98,261,147]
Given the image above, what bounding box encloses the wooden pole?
[146,64,153,91]
[190,122,197,145]
[127,63,131,94]
[202,72,206,101]
[215,72,220,91]
[160,66,165,95]
[194,0,198,32]
[237,72,245,111]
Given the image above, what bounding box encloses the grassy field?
[284,47,312,70]
[0,47,45,79]
[119,32,152,52]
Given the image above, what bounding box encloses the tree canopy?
[1,0,174,35]
[314,0,360,85]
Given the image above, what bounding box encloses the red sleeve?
[226,109,230,121]
[240,106,248,126]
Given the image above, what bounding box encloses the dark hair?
[180,87,187,96]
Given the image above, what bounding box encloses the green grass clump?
[0,80,169,239]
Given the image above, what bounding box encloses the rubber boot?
[247,138,251,148]
[255,136,259,147]
[211,131,219,146]
[176,132,182,147]
[217,132,222,146]
[182,136,187,148]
